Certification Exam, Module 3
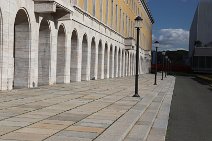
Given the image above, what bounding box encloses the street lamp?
[154,41,159,85]
[165,56,168,77]
[167,58,170,75]
[161,51,166,80]
[133,15,143,98]
[169,60,172,75]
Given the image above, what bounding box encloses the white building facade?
[0,0,153,90]
[189,0,212,73]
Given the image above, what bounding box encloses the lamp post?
[154,41,159,85]
[133,16,143,98]
[161,51,166,80]
[165,56,168,78]
[167,58,170,75]
[169,59,172,75]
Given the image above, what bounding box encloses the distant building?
[189,0,212,73]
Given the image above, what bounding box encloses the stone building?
[189,0,212,73]
[0,0,154,90]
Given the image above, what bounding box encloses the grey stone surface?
[0,74,175,141]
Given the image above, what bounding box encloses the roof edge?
[140,0,154,24]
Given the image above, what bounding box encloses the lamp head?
[162,51,166,55]
[134,16,143,28]
[154,41,159,48]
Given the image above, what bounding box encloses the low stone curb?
[94,82,166,141]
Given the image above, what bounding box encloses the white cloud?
[153,28,189,51]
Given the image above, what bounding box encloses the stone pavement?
[0,74,175,141]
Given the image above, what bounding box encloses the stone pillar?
[50,22,57,85]
[86,37,91,80]
[119,49,122,77]
[128,53,131,76]
[64,31,71,83]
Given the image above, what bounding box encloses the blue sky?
[147,0,199,51]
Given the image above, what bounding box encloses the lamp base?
[133,94,140,97]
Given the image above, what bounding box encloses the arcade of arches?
[0,4,152,90]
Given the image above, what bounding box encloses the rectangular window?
[106,0,108,24]
[100,0,103,21]
[92,0,96,16]
[111,0,114,28]
[84,0,87,11]
[122,13,124,34]
[119,9,122,32]
[126,15,128,35]
[116,5,118,30]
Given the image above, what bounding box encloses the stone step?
[93,84,165,141]
[146,89,174,141]
[123,91,167,141]
[124,77,175,141]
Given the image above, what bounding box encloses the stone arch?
[70,29,79,82]
[13,9,30,88]
[56,25,66,83]
[114,46,118,77]
[90,37,96,80]
[81,34,89,81]
[109,44,113,78]
[98,40,103,79]
[118,48,121,77]
[38,19,51,86]
[104,43,109,78]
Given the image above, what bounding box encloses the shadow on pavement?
[191,77,210,86]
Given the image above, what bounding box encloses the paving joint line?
[0,87,127,138]
[42,92,140,141]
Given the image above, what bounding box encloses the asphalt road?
[166,76,212,141]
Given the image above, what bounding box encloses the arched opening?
[81,34,88,81]
[90,38,96,80]
[139,57,142,74]
[118,48,121,77]
[109,45,113,78]
[129,53,131,76]
[131,54,133,75]
[122,50,125,77]
[125,52,128,76]
[132,54,135,75]
[104,43,108,78]
[134,54,136,75]
[14,9,30,88]
[141,57,144,74]
[38,19,50,86]
[98,40,103,79]
[114,47,118,77]
[70,30,78,82]
[56,25,66,83]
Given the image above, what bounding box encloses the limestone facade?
[0,0,153,90]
